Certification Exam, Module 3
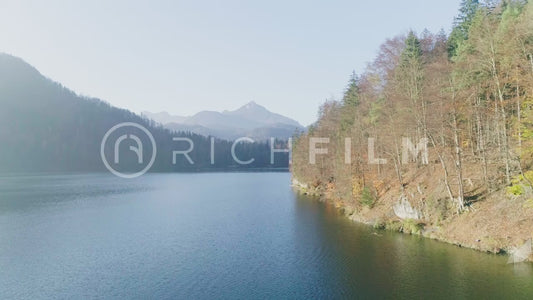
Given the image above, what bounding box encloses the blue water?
[0,173,532,299]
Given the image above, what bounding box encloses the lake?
[0,173,532,299]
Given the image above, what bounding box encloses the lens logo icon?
[100,122,157,178]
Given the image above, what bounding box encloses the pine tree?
[401,31,423,63]
[342,71,360,107]
[448,0,480,57]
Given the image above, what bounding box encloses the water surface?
[0,173,531,299]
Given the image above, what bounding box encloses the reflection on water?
[513,263,533,277]
[295,194,533,299]
[0,173,531,299]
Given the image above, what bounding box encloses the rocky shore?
[291,177,533,263]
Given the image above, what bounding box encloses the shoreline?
[291,177,533,263]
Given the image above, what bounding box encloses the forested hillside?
[292,0,533,254]
[0,54,290,172]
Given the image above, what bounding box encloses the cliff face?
[290,1,533,260]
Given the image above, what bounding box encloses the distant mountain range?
[142,102,304,141]
[0,53,290,172]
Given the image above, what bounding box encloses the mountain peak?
[144,101,303,140]
[225,101,302,128]
[244,100,258,107]
[237,101,266,112]
[0,53,44,83]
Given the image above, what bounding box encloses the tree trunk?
[452,110,465,212]
[490,44,511,185]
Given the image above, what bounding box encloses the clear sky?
[1,0,461,126]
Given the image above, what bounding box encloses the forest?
[0,54,291,172]
[292,0,533,252]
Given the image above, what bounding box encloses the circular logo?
[100,122,157,178]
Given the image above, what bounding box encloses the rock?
[393,194,422,220]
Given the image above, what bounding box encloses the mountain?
[223,101,301,128]
[142,111,186,124]
[142,102,304,141]
[0,53,290,172]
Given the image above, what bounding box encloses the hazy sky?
[1,0,461,126]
